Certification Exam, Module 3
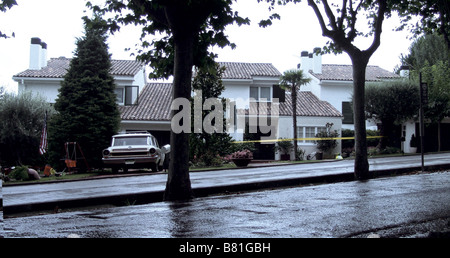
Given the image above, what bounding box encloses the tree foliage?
[48,15,121,170]
[400,33,450,151]
[87,0,249,79]
[421,61,450,127]
[401,33,450,71]
[0,0,17,38]
[396,0,450,49]
[364,80,419,148]
[87,0,250,200]
[0,92,55,166]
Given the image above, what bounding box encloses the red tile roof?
[120,83,172,121]
[279,91,342,117]
[13,57,143,78]
[310,64,400,81]
[218,62,281,79]
[124,83,342,122]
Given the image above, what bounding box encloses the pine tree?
[48,15,120,170]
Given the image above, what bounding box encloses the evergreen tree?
[48,15,120,170]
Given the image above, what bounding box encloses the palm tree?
[280,69,311,160]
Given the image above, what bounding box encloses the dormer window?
[250,86,271,102]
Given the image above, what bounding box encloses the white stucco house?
[13,38,344,160]
[119,62,343,160]
[297,48,450,154]
[299,48,401,130]
[13,38,146,106]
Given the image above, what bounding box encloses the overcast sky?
[0,0,415,93]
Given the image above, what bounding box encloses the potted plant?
[231,149,253,167]
[409,134,418,153]
[276,139,293,161]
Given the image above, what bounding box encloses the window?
[296,126,326,144]
[125,86,139,106]
[113,136,148,146]
[342,102,354,124]
[305,127,316,142]
[249,86,272,102]
[115,88,124,103]
[115,86,139,106]
[260,87,271,101]
[250,87,259,100]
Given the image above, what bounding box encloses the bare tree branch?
[365,0,387,56]
[337,0,348,30]
[322,0,338,30]
[307,0,332,37]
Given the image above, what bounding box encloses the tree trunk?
[164,31,195,201]
[437,121,441,152]
[292,85,298,160]
[351,56,370,180]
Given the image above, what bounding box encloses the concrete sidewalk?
[3,153,450,215]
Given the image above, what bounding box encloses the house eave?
[121,120,171,124]
[12,76,63,83]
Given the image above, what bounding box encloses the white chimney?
[300,51,312,74]
[29,37,42,70]
[40,41,48,68]
[399,65,410,78]
[312,47,322,74]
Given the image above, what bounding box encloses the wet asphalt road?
[3,171,450,238]
[4,153,450,213]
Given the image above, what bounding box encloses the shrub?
[190,152,224,167]
[341,129,355,149]
[230,149,253,159]
[296,148,305,161]
[9,165,29,181]
[366,129,380,148]
[231,142,256,153]
[276,139,293,154]
[0,92,55,166]
[314,130,339,153]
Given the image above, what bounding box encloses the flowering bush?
[230,149,253,159]
[191,152,223,167]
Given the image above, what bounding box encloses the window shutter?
[342,102,354,124]
[272,85,285,102]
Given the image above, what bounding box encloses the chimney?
[300,51,312,73]
[29,37,42,70]
[40,41,48,68]
[399,65,410,78]
[312,47,322,74]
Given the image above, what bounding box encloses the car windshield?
[113,136,149,146]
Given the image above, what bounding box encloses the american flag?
[39,111,48,155]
